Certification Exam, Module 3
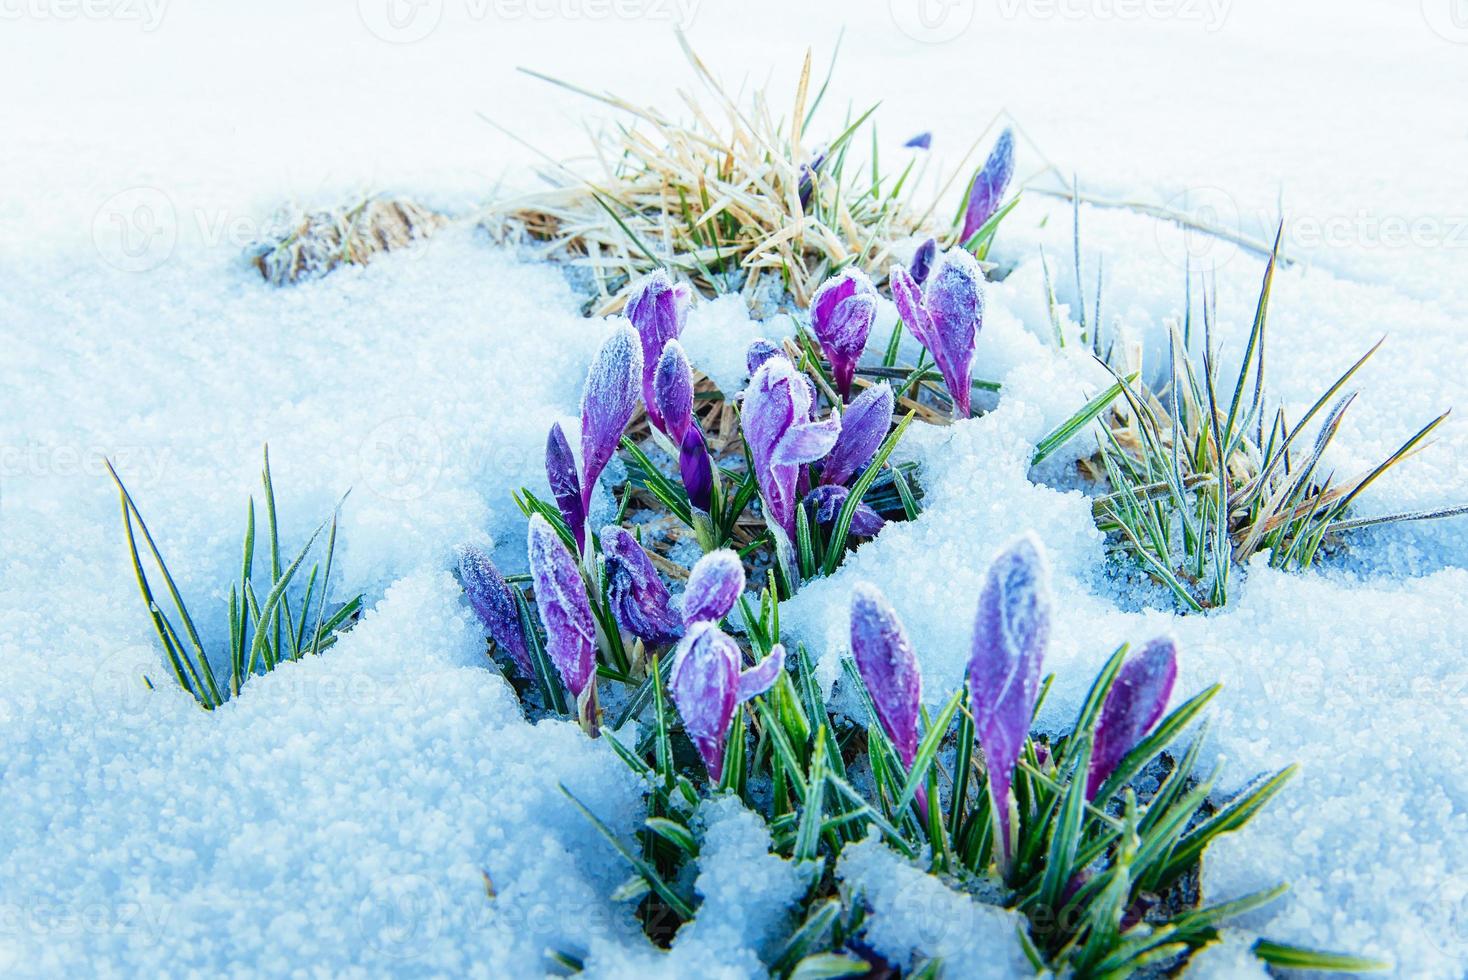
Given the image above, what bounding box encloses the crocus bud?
[601,527,683,646]
[850,584,921,768]
[960,127,1015,243]
[821,383,894,487]
[890,249,984,419]
[904,132,932,150]
[745,338,787,378]
[798,150,827,210]
[653,339,695,445]
[1087,637,1177,800]
[742,356,842,563]
[580,324,643,517]
[810,269,878,400]
[625,271,691,431]
[969,534,1050,873]
[458,545,531,678]
[527,515,598,734]
[805,485,885,538]
[910,237,937,285]
[681,549,745,625]
[545,423,585,554]
[679,423,714,516]
[669,622,785,782]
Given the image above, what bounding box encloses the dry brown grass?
[253,197,446,286]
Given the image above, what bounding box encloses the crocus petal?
[773,417,842,468]
[601,527,683,646]
[821,383,894,486]
[850,584,921,768]
[682,549,745,625]
[580,324,643,514]
[653,339,695,445]
[457,545,531,678]
[745,338,787,378]
[904,132,932,150]
[526,515,597,701]
[810,269,878,399]
[910,238,937,285]
[888,265,934,350]
[679,423,714,514]
[960,127,1015,242]
[625,271,690,431]
[669,621,740,781]
[741,357,805,538]
[969,533,1050,870]
[1087,636,1178,800]
[545,423,585,553]
[806,485,886,538]
[923,249,985,419]
[737,643,786,702]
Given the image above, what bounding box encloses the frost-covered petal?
[745,338,787,378]
[821,383,893,487]
[579,324,643,512]
[526,514,597,700]
[960,127,1015,242]
[888,265,933,350]
[625,270,690,431]
[737,643,785,703]
[653,339,695,445]
[810,269,877,399]
[457,545,531,678]
[601,527,683,646]
[969,533,1050,868]
[850,584,922,767]
[922,249,985,419]
[773,417,842,468]
[742,357,808,538]
[545,423,585,553]
[1087,636,1178,800]
[682,549,745,625]
[679,423,714,514]
[669,621,741,780]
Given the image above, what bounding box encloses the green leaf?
[895,688,963,813]
[1251,939,1389,973]
[561,784,694,920]
[1031,375,1133,468]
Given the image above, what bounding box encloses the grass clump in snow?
[107,446,362,709]
[252,196,446,286]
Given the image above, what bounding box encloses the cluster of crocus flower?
[849,535,1178,877]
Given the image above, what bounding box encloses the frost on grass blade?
[545,422,585,553]
[809,268,878,400]
[624,270,690,433]
[681,549,745,625]
[1088,636,1177,799]
[821,383,894,487]
[961,127,1015,243]
[969,533,1050,872]
[527,515,598,734]
[579,324,643,516]
[653,338,695,446]
[849,584,921,768]
[458,545,532,678]
[601,527,682,646]
[891,248,985,418]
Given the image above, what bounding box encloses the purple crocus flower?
[681,548,744,625]
[679,423,714,516]
[969,533,1051,873]
[580,324,643,518]
[849,584,921,768]
[670,624,785,782]
[601,527,683,646]
[798,150,827,210]
[545,423,586,554]
[960,127,1015,243]
[746,338,787,378]
[458,544,531,678]
[821,383,893,487]
[910,237,937,285]
[810,269,878,400]
[890,248,985,419]
[742,355,842,568]
[654,339,695,447]
[1087,637,1177,800]
[527,514,599,734]
[904,132,932,150]
[625,270,691,433]
[805,484,885,538]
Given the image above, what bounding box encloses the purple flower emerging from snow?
[625,270,691,433]
[527,515,599,733]
[810,269,878,400]
[679,423,714,515]
[654,339,695,447]
[910,237,937,285]
[960,127,1015,243]
[969,533,1050,872]
[681,548,744,625]
[669,625,785,782]
[890,248,985,419]
[580,324,643,517]
[850,584,922,768]
[742,356,842,561]
[798,150,827,210]
[904,132,932,150]
[545,423,585,553]
[745,338,787,378]
[601,527,682,646]
[458,545,531,678]
[805,485,885,538]
[1087,636,1177,800]
[821,383,893,487]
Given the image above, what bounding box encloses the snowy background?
[2,0,1467,976]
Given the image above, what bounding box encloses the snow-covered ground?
[3,1,1467,976]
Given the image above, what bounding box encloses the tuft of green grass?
[107,446,362,709]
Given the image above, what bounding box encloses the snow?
[3,1,1468,977]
